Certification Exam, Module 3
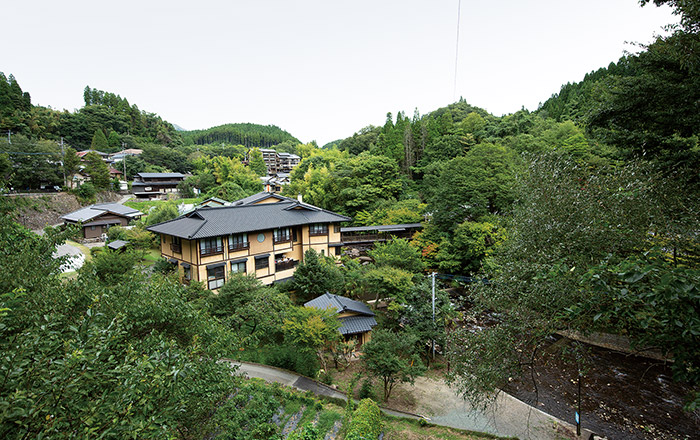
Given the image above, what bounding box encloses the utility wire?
[453,0,462,101]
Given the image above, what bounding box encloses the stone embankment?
[5,191,122,230]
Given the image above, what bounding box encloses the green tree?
[146,202,179,226]
[362,329,426,400]
[293,249,344,302]
[368,238,424,273]
[62,147,81,187]
[446,155,700,407]
[82,151,111,189]
[434,221,505,275]
[282,306,341,371]
[90,128,109,151]
[249,148,268,176]
[426,143,519,231]
[209,273,292,347]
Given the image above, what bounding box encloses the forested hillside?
[181,123,299,148]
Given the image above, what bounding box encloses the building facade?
[147,192,350,290]
[132,172,186,199]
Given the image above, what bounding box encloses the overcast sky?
[5,1,677,146]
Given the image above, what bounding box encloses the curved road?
[227,360,596,439]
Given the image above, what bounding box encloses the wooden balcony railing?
[275,259,298,272]
[228,241,250,252]
[200,245,224,257]
[170,243,182,253]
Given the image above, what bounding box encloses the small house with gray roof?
[147,192,350,289]
[61,203,143,239]
[305,293,377,348]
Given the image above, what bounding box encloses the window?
[90,226,96,231]
[231,260,246,274]
[321,249,325,256]
[335,246,342,256]
[309,223,328,236]
[207,265,225,290]
[200,237,223,256]
[183,265,191,280]
[229,233,249,251]
[334,224,341,233]
[255,256,269,270]
[170,236,182,253]
[273,227,291,243]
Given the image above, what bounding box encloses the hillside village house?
[61,203,143,239]
[305,293,377,349]
[132,172,186,199]
[147,192,350,290]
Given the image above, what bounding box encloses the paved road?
[228,360,596,440]
[54,242,86,272]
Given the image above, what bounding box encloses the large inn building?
[147,192,350,290]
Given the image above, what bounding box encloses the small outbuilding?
[61,203,143,239]
[304,293,377,348]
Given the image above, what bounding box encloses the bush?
[73,182,96,204]
[359,378,376,400]
[153,257,176,274]
[345,399,382,440]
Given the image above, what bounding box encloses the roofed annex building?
[147,192,350,290]
[61,203,143,239]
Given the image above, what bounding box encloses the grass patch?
[316,410,342,436]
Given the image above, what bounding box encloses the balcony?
[170,243,182,253]
[200,245,224,257]
[273,236,291,245]
[229,241,250,252]
[275,259,298,272]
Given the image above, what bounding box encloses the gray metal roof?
[146,200,351,240]
[305,293,375,317]
[61,203,143,222]
[338,315,377,335]
[135,172,185,179]
[340,223,423,233]
[107,240,129,250]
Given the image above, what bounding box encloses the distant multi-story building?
[251,149,301,175]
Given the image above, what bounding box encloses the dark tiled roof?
[232,191,295,206]
[305,293,375,317]
[147,200,351,240]
[339,315,377,335]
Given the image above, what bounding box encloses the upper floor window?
[229,233,249,251]
[200,237,223,256]
[309,223,328,236]
[273,227,291,243]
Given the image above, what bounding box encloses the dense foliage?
[181,123,299,148]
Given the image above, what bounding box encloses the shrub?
[345,399,382,440]
[359,378,376,400]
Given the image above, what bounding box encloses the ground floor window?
[183,265,191,280]
[255,256,269,270]
[207,265,225,289]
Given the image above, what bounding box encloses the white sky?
[4,1,677,146]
